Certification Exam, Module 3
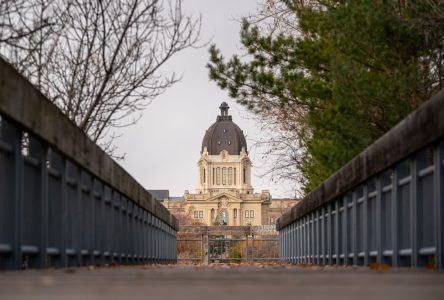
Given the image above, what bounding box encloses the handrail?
[0,58,178,230]
[277,90,444,231]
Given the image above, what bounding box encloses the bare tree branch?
[0,0,202,158]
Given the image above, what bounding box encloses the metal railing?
[177,237,204,262]
[208,235,249,263]
[177,226,279,263]
[277,90,444,268]
[0,58,178,270]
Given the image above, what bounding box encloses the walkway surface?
[1,263,443,300]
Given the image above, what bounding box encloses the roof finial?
[219,102,229,117]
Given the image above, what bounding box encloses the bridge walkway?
[0,264,443,300]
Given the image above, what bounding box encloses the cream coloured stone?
[161,103,298,226]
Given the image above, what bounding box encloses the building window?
[228,167,233,185]
[203,168,206,183]
[194,211,203,219]
[211,208,215,220]
[233,208,237,219]
[244,210,254,219]
[216,168,221,185]
[222,167,227,185]
[219,209,228,225]
[243,167,246,184]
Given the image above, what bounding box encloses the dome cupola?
[201,102,247,155]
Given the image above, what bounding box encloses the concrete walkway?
[0,264,443,300]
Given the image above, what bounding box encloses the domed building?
[156,102,298,226]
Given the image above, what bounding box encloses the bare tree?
[0,0,53,49]
[0,0,201,157]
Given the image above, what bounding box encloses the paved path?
[1,264,443,300]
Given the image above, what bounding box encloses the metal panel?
[0,112,178,270]
[278,139,444,269]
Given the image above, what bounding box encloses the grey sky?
[115,0,293,198]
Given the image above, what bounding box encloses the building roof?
[148,190,170,201]
[169,196,184,202]
[201,102,247,155]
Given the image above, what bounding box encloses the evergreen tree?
[208,0,444,193]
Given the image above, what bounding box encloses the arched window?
[211,208,215,220]
[243,166,246,184]
[228,167,233,185]
[233,208,237,219]
[203,168,206,183]
[222,167,227,185]
[216,168,221,185]
[219,209,228,225]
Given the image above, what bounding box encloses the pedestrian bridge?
[1,55,444,273]
[0,58,177,270]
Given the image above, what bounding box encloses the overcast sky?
[115,0,293,198]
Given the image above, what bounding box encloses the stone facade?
[158,102,298,226]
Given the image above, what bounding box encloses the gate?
[177,236,204,263]
[208,235,249,263]
[177,226,279,264]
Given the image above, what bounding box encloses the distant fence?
[177,226,279,263]
[277,90,444,268]
[0,58,179,270]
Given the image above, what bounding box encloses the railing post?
[343,195,348,266]
[334,201,339,265]
[327,204,332,265]
[411,157,418,267]
[315,210,320,265]
[352,190,358,265]
[391,167,399,267]
[13,127,23,270]
[39,143,48,269]
[207,234,210,264]
[435,142,443,269]
[245,233,248,263]
[201,234,204,264]
[376,176,382,265]
[297,221,300,263]
[304,216,307,263]
[251,234,254,264]
[321,207,325,265]
[311,212,315,264]
[363,184,369,266]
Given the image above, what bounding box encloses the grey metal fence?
[208,235,249,263]
[252,236,279,262]
[277,90,444,268]
[177,236,204,262]
[177,226,280,263]
[0,58,178,270]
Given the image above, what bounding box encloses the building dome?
[201,102,247,155]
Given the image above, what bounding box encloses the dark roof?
[169,197,184,202]
[201,102,247,155]
[148,190,170,201]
